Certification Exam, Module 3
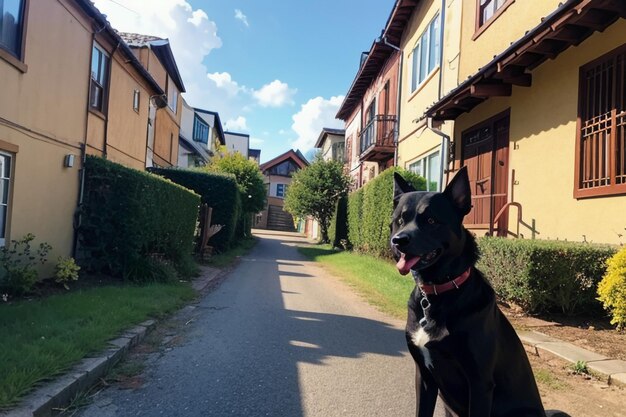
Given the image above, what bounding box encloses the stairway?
[267,204,296,232]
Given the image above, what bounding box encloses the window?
[408,150,441,191]
[133,89,140,112]
[90,44,109,112]
[0,152,11,246]
[410,13,440,92]
[575,45,626,198]
[167,77,178,112]
[332,142,345,163]
[276,184,288,198]
[193,115,209,143]
[0,0,26,59]
[478,0,509,27]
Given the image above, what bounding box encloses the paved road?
[77,230,447,417]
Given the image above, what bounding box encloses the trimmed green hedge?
[329,196,348,248]
[151,168,241,251]
[347,188,364,250]
[78,156,199,280]
[477,237,617,314]
[348,168,426,258]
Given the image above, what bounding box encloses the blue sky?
[93,0,395,163]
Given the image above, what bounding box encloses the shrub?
[347,188,364,250]
[79,156,200,281]
[597,247,626,329]
[478,237,617,314]
[55,257,80,289]
[329,196,349,249]
[357,168,426,258]
[151,168,241,251]
[0,234,51,296]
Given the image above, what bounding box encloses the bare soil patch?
[501,303,626,362]
[528,352,625,416]
[499,302,626,416]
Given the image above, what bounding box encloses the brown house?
[0,0,165,268]
[120,33,186,168]
[256,150,309,231]
[336,3,416,189]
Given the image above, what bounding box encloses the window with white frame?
[167,76,178,112]
[90,44,109,112]
[276,184,288,198]
[410,13,441,92]
[408,150,441,191]
[0,152,12,246]
[133,89,140,112]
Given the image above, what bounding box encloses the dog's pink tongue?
[396,253,420,275]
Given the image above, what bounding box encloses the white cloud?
[253,80,297,108]
[234,9,249,27]
[207,72,245,97]
[225,116,248,132]
[250,137,265,146]
[291,96,345,152]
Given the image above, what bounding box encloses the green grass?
[0,283,195,409]
[534,368,568,390]
[207,237,257,267]
[298,245,414,319]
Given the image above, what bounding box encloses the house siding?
[453,19,626,244]
[0,0,91,270]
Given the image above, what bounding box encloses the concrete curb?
[3,269,222,417]
[3,320,156,417]
[519,329,626,388]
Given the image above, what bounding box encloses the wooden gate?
[461,112,510,236]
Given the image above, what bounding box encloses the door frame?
[460,109,511,236]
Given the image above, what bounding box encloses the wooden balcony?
[359,115,397,163]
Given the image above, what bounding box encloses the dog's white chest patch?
[411,325,449,347]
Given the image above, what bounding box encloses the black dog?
[391,167,566,417]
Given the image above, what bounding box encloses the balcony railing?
[359,115,397,161]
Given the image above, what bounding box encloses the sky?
[92,0,395,163]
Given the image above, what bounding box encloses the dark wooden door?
[461,113,510,236]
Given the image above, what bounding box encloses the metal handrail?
[359,115,396,154]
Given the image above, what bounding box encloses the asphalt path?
[77,230,447,417]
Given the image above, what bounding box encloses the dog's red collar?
[419,267,472,295]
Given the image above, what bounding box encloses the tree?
[201,147,266,214]
[284,155,351,243]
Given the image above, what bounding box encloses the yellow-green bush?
[597,247,626,329]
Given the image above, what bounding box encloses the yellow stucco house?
[0,0,165,269]
[423,0,626,245]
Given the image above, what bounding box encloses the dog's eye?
[398,218,404,226]
[427,217,436,225]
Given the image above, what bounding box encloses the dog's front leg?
[415,366,438,417]
[467,381,494,417]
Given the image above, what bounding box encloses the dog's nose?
[391,233,410,247]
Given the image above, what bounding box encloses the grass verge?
[298,245,413,319]
[0,282,195,409]
[206,237,257,268]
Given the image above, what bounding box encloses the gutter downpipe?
[380,37,403,167]
[426,0,449,191]
[73,20,107,258]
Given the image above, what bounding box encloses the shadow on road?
[187,231,409,416]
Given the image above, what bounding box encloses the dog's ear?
[393,172,415,205]
[443,166,472,217]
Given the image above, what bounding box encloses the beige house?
[315,128,346,164]
[255,150,309,231]
[0,0,164,269]
[120,33,186,168]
